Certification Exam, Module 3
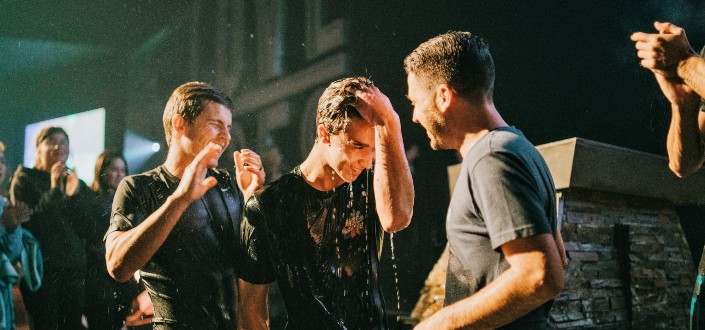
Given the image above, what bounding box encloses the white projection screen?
[23,108,106,185]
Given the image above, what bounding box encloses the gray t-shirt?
[445,126,557,329]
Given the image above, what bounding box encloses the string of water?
[390,232,401,322]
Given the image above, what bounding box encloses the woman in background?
[86,150,150,329]
[10,126,91,330]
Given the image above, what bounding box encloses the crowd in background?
[0,127,150,330]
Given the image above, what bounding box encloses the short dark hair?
[162,82,233,146]
[35,126,69,147]
[316,77,372,137]
[91,150,127,193]
[404,31,495,101]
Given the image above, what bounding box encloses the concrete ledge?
[448,137,705,205]
[538,138,705,205]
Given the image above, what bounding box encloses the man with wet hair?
[105,82,270,329]
[242,77,414,329]
[405,32,564,329]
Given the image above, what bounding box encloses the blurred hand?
[234,149,265,200]
[1,201,32,231]
[65,168,80,197]
[49,162,67,192]
[124,290,154,326]
[172,143,222,203]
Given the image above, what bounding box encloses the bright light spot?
[152,143,161,152]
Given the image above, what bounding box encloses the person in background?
[0,141,34,330]
[10,126,94,330]
[86,150,152,329]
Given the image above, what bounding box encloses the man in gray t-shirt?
[404,32,565,329]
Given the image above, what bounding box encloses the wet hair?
[162,82,233,146]
[316,77,373,137]
[35,126,69,147]
[91,150,128,193]
[404,31,495,101]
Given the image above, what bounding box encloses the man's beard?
[425,103,450,150]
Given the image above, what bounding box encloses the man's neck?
[163,146,192,179]
[457,103,508,157]
[299,143,344,191]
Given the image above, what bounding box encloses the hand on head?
[631,21,697,77]
[353,84,397,126]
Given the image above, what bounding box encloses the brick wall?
[554,188,692,329]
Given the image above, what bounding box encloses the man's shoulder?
[247,172,301,214]
[123,167,163,185]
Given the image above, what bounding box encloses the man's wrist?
[677,55,701,83]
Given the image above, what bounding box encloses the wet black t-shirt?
[243,167,387,329]
[107,165,273,329]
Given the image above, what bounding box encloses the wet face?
[325,117,376,183]
[37,132,70,169]
[104,157,127,190]
[182,101,232,167]
[407,73,450,150]
[0,151,5,184]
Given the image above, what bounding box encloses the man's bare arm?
[355,86,414,233]
[415,234,564,329]
[105,143,222,282]
[237,279,269,330]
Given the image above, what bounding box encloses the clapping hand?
[234,149,265,200]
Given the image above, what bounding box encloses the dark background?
[2,0,705,323]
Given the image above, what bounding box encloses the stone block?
[590,278,622,289]
[570,251,599,262]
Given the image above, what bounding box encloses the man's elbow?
[534,266,564,302]
[669,160,701,178]
[107,265,131,283]
[105,239,133,282]
[381,210,412,233]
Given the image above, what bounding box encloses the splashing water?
[390,232,401,322]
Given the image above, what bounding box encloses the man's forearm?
[417,235,563,329]
[106,195,190,282]
[373,114,414,233]
[666,101,705,177]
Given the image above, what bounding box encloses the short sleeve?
[470,151,552,250]
[238,195,276,284]
[104,177,144,241]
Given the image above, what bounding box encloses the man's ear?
[172,114,186,137]
[316,124,331,144]
[435,84,454,113]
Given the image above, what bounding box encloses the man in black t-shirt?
[242,77,414,329]
[105,82,272,329]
